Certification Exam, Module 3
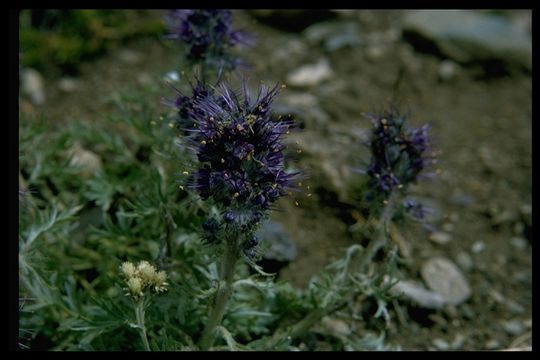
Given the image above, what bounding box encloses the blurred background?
[19,10,531,350]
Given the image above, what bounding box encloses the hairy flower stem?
[198,236,239,350]
[356,191,398,272]
[135,300,150,351]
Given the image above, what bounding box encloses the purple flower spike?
[165,9,254,72]
[364,108,435,199]
[181,81,298,234]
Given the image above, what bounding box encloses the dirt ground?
[20,10,532,351]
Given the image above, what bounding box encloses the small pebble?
[485,339,500,350]
[433,338,450,350]
[455,251,473,272]
[501,320,525,336]
[471,241,486,253]
[429,231,452,245]
[510,237,527,250]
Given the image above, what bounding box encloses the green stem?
[356,191,398,272]
[267,192,399,348]
[135,300,151,351]
[198,236,239,350]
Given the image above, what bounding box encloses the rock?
[302,21,361,51]
[510,237,527,250]
[365,45,386,61]
[20,68,45,105]
[116,49,142,64]
[471,241,486,254]
[438,60,460,81]
[256,220,297,273]
[163,71,179,83]
[272,38,307,63]
[137,73,153,86]
[455,252,474,272]
[389,279,446,309]
[421,257,471,306]
[58,77,81,92]
[442,222,455,232]
[68,142,103,178]
[432,338,450,350]
[429,231,452,245]
[402,10,532,71]
[321,317,351,337]
[505,298,525,315]
[485,339,500,350]
[451,334,465,350]
[501,320,525,336]
[286,58,334,88]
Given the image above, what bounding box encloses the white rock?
[421,257,471,306]
[69,142,103,178]
[58,77,81,92]
[433,338,450,350]
[389,279,446,309]
[455,251,474,272]
[21,68,45,105]
[471,241,486,253]
[321,317,351,337]
[164,71,180,83]
[286,59,334,87]
[438,60,460,81]
[501,319,525,336]
[116,49,141,64]
[510,237,527,250]
[429,231,452,245]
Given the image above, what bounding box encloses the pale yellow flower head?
[137,261,157,284]
[126,277,143,299]
[120,261,137,279]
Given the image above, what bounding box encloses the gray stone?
[389,279,446,309]
[471,241,486,254]
[58,77,81,92]
[485,339,500,350]
[403,10,532,70]
[116,49,142,64]
[163,71,180,83]
[68,141,103,178]
[321,317,351,337]
[451,334,465,350]
[286,58,334,87]
[421,257,471,306]
[455,252,474,272]
[501,320,525,336]
[429,231,452,245]
[303,21,361,51]
[21,68,45,105]
[432,338,450,350]
[510,237,527,250]
[257,220,298,262]
[272,39,307,63]
[438,60,460,81]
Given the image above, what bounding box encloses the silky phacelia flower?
[167,80,225,137]
[178,81,297,254]
[363,108,435,200]
[165,9,253,72]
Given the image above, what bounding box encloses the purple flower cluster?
[178,81,297,249]
[364,108,435,200]
[165,9,253,71]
